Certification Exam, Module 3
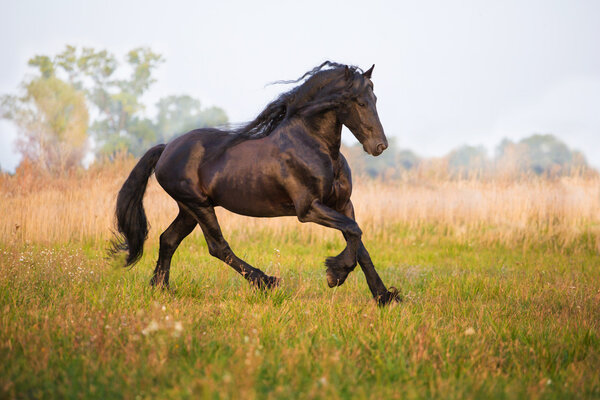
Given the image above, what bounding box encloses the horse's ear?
[363,64,375,79]
[344,65,352,80]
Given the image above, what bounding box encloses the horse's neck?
[302,110,343,159]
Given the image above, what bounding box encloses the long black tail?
[110,144,166,267]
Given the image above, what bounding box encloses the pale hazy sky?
[1,0,599,171]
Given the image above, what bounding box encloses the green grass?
[1,228,599,399]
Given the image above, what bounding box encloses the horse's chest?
[322,176,349,210]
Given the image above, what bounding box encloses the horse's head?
[339,65,388,156]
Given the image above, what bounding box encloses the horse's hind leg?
[183,202,279,289]
[150,207,197,287]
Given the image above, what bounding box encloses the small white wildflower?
[464,327,476,336]
[161,305,166,311]
[172,321,183,338]
[319,376,328,386]
[142,320,159,335]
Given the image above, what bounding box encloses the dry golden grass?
[1,157,599,251]
[0,158,598,251]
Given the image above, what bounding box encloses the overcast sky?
[1,0,599,171]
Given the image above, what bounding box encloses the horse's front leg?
[340,201,401,306]
[297,200,362,287]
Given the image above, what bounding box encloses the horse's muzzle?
[364,138,388,156]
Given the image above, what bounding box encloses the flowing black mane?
[236,61,364,139]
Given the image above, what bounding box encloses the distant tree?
[155,95,228,142]
[520,134,572,174]
[396,149,421,170]
[2,45,232,170]
[18,46,163,157]
[1,73,89,173]
[447,145,488,176]
[51,46,164,157]
[25,46,230,157]
[496,134,586,175]
[342,138,417,178]
[342,139,398,177]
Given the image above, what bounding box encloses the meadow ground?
[1,163,599,399]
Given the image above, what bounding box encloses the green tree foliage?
[47,46,163,157]
[396,149,421,170]
[1,72,89,173]
[342,133,589,179]
[496,134,587,175]
[155,95,228,142]
[3,45,230,162]
[448,145,488,176]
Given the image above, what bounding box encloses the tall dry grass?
[1,157,599,250]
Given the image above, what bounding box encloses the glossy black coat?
[112,63,400,305]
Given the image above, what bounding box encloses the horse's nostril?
[376,142,388,153]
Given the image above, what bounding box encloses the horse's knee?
[346,223,362,239]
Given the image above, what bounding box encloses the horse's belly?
[219,199,295,218]
[207,173,296,218]
[213,188,295,217]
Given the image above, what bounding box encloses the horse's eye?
[357,101,366,107]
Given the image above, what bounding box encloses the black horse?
[112,62,400,305]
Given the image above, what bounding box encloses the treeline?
[343,134,593,179]
[1,46,227,173]
[1,46,594,179]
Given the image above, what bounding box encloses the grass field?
[1,163,600,399]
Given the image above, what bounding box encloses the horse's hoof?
[326,270,340,288]
[255,275,280,290]
[376,287,402,306]
[265,275,281,289]
[326,268,347,288]
[325,257,352,288]
[149,276,169,288]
